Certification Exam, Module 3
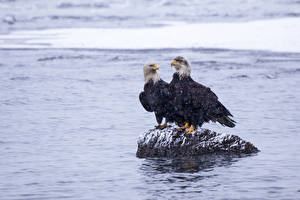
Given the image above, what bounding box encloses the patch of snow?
[1,18,300,52]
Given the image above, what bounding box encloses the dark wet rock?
[136,125,259,158]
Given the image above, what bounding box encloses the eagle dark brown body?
[169,73,235,128]
[139,62,184,129]
[139,79,172,125]
[170,56,235,133]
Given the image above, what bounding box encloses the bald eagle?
[139,63,174,129]
[170,56,236,134]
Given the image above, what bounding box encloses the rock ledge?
[136,125,259,158]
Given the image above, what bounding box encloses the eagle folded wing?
[139,92,153,112]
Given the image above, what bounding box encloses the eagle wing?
[139,91,153,112]
[190,80,235,127]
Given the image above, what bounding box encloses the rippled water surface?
[1,48,300,199]
[1,0,300,32]
[1,0,300,199]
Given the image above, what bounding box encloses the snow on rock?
[136,125,259,158]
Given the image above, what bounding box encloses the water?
[1,0,300,33]
[1,1,300,200]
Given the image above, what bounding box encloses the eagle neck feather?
[177,63,191,78]
[145,72,160,84]
[176,71,190,79]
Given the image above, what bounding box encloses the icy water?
[1,0,300,32]
[1,48,300,199]
[1,0,300,200]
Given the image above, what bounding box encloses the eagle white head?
[171,56,191,77]
[143,62,160,83]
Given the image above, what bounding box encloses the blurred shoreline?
[1,0,300,34]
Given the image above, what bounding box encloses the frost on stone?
[136,125,259,158]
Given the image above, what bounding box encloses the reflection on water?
[141,154,242,174]
[139,154,252,199]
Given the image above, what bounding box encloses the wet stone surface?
[137,125,259,158]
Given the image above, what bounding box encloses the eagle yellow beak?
[171,60,180,66]
[154,64,159,70]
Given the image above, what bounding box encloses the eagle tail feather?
[217,116,236,128]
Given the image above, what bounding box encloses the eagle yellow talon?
[176,122,189,131]
[185,125,196,134]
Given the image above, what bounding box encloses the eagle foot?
[185,125,196,134]
[156,123,168,130]
[176,122,189,131]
